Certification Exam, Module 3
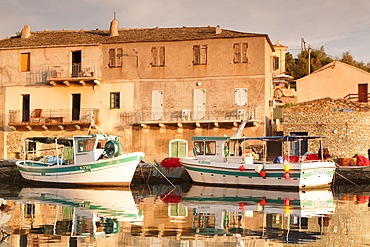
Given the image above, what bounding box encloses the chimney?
[110,19,119,37]
[215,25,222,34]
[21,25,31,38]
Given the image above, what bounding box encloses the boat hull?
[16,152,145,186]
[180,159,336,190]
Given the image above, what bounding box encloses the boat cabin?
[23,134,121,165]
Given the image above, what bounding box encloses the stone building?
[0,19,284,160]
[280,97,370,159]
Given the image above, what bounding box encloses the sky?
[1,0,370,63]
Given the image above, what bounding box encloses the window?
[273,56,280,70]
[193,142,205,155]
[110,92,120,109]
[193,45,207,65]
[234,43,248,63]
[77,139,95,152]
[151,47,165,67]
[21,53,30,71]
[205,141,216,155]
[108,48,123,68]
[235,88,248,106]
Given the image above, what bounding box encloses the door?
[152,90,163,120]
[22,94,30,122]
[193,89,206,119]
[290,132,308,156]
[169,139,188,158]
[71,50,82,77]
[358,84,368,103]
[72,94,81,121]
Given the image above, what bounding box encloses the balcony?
[46,64,101,86]
[8,108,99,131]
[120,106,258,128]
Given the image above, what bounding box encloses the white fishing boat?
[16,133,144,186]
[180,122,336,190]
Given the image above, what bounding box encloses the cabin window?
[205,141,216,155]
[233,43,248,63]
[96,140,106,149]
[77,139,96,152]
[151,47,165,67]
[108,48,123,68]
[21,52,31,72]
[110,92,120,109]
[193,142,205,155]
[193,45,207,65]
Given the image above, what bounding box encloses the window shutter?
[117,48,123,67]
[109,49,115,67]
[200,45,207,65]
[234,43,241,63]
[241,43,248,63]
[151,47,158,66]
[193,45,200,64]
[21,53,30,71]
[159,47,165,66]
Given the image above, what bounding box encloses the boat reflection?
[180,185,335,244]
[5,187,142,245]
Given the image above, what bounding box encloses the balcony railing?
[120,106,257,125]
[9,108,99,127]
[26,64,101,86]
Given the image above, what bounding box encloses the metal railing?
[26,64,101,85]
[120,106,257,124]
[344,93,370,102]
[8,108,99,125]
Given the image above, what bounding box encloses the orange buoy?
[284,173,290,179]
[239,165,245,171]
[259,170,267,177]
[259,199,267,206]
[283,199,290,206]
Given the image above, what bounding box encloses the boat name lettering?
[198,160,210,165]
[313,169,328,175]
[80,166,91,170]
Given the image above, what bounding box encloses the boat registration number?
[79,166,91,170]
[198,160,210,165]
[312,169,328,175]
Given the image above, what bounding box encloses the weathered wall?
[282,98,370,158]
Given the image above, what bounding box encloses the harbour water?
[0,182,369,247]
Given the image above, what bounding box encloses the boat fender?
[255,164,263,173]
[283,172,290,179]
[104,140,122,158]
[259,170,267,177]
[239,165,245,171]
[284,165,290,172]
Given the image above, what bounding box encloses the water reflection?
[0,183,370,246]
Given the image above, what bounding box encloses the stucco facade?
[296,61,370,103]
[0,20,282,160]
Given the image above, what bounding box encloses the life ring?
[104,140,122,158]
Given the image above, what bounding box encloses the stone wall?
[281,98,370,159]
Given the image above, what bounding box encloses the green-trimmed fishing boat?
[16,134,144,186]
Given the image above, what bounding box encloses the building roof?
[0,25,274,50]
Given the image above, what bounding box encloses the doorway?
[22,95,30,122]
[289,132,308,156]
[71,51,82,77]
[72,94,81,121]
[358,84,368,103]
[169,139,188,158]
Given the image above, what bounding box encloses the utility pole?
[308,46,311,74]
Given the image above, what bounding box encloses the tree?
[285,46,333,80]
[340,51,370,72]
